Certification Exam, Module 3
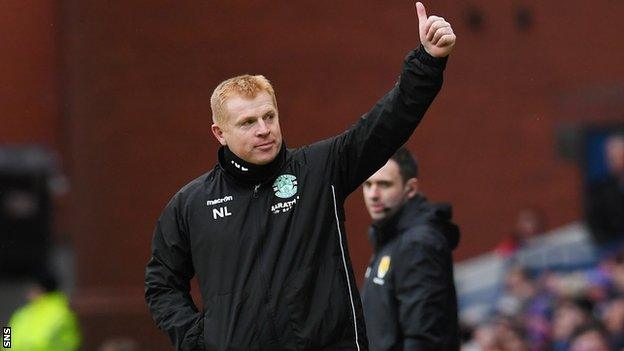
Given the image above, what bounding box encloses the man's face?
[211,91,283,165]
[363,159,417,221]
[606,137,624,176]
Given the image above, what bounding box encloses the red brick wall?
[4,1,623,349]
[0,0,69,242]
[0,0,59,146]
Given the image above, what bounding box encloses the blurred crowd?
[461,247,624,351]
[460,134,624,351]
[4,131,623,349]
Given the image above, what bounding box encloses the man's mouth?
[255,141,274,150]
[369,204,385,212]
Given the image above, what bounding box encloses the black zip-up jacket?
[361,195,460,351]
[144,46,447,351]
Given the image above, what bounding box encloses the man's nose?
[367,185,380,200]
[256,119,270,136]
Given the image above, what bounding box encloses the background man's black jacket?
[361,195,460,351]
[587,175,624,243]
[144,47,447,351]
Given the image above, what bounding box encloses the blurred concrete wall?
[2,1,624,349]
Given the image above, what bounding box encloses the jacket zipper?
[252,183,280,343]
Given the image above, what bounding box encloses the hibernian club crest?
[273,174,298,199]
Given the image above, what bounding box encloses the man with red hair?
[145,3,456,350]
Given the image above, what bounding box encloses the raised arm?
[310,2,456,197]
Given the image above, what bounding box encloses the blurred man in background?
[588,134,624,244]
[495,207,547,258]
[361,147,460,350]
[8,268,81,351]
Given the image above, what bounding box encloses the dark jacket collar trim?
[369,194,460,250]
[218,142,287,185]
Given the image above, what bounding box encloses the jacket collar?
[369,194,460,251]
[370,195,428,249]
[218,142,287,185]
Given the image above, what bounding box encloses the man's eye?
[243,120,255,126]
[264,114,274,120]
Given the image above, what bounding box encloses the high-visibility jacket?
[9,291,81,351]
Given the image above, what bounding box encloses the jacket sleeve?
[145,194,203,351]
[324,46,447,197]
[393,236,455,351]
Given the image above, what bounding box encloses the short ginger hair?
[210,74,277,124]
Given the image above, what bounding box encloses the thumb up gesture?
[416,2,456,57]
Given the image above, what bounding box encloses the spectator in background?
[462,317,529,351]
[495,207,547,258]
[495,318,529,351]
[496,266,553,350]
[587,134,624,244]
[361,147,460,350]
[551,299,592,351]
[569,323,612,351]
[468,322,500,351]
[497,266,537,317]
[607,251,624,295]
[8,268,81,351]
[601,298,624,350]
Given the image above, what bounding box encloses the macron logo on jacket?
[206,195,233,206]
[207,195,234,219]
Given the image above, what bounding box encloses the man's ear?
[211,123,227,146]
[405,178,419,199]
